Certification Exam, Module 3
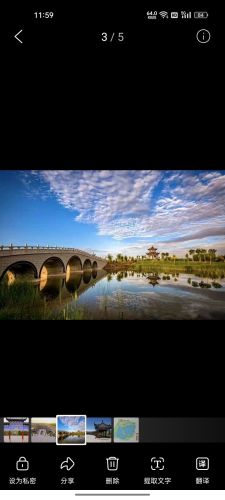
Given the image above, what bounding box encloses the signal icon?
[159,11,169,18]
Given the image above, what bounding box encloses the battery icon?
[194,12,208,19]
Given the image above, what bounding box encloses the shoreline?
[104,264,133,271]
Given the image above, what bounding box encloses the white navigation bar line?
[1,493,225,500]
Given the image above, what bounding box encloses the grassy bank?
[131,259,225,279]
[104,263,132,271]
[0,281,87,320]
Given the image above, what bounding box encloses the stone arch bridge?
[0,246,107,281]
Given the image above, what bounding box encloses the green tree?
[208,249,217,264]
[185,253,189,261]
[201,249,207,262]
[189,249,195,260]
[161,252,165,260]
[195,249,201,261]
[107,254,113,262]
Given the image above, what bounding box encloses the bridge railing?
[0,245,106,261]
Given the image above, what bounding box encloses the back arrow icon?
[14,29,23,44]
[60,457,75,472]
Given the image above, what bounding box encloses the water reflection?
[88,271,224,292]
[66,273,82,293]
[3,269,225,320]
[83,270,92,284]
[92,269,97,280]
[146,273,161,287]
[39,270,106,303]
[39,278,63,301]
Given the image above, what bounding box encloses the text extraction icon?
[106,457,119,472]
[196,29,211,44]
[194,12,208,19]
[196,457,209,471]
[151,457,165,471]
[14,29,23,44]
[60,457,75,472]
[16,457,29,472]
[159,11,169,19]
[171,12,179,19]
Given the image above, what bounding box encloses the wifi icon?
[159,11,169,18]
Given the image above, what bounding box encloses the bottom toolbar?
[0,444,225,490]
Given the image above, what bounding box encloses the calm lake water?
[59,435,85,444]
[37,270,225,320]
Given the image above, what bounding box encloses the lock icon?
[16,457,29,472]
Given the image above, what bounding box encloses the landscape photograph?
[31,417,56,443]
[87,417,112,443]
[4,417,30,443]
[0,169,225,320]
[57,416,86,445]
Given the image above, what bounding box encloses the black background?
[1,1,223,169]
[1,0,224,489]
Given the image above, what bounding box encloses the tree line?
[107,249,224,264]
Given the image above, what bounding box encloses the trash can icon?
[106,457,119,471]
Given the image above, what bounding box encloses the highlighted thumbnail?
[56,415,86,445]
[4,417,30,443]
[31,417,56,443]
[87,417,112,443]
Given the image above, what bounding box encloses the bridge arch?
[66,255,82,280]
[40,257,65,279]
[1,261,38,284]
[92,261,98,270]
[83,259,92,270]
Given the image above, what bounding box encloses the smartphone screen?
[0,1,224,498]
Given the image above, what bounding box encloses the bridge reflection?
[39,270,107,303]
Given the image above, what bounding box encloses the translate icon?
[196,457,209,471]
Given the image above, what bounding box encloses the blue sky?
[0,170,225,257]
[57,416,86,432]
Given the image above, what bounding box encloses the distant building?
[94,420,112,438]
[146,246,160,260]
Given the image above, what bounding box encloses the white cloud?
[27,170,225,252]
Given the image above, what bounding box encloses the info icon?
[196,457,209,471]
